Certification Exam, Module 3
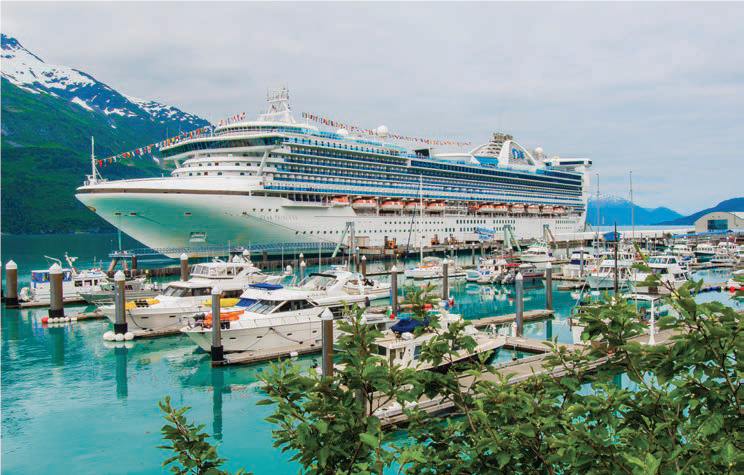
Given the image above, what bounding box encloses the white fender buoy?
[124,332,134,341]
[103,331,115,341]
[114,333,125,342]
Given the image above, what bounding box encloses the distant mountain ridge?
[1,34,210,234]
[585,196,682,226]
[657,198,744,225]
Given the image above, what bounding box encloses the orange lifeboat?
[542,205,554,215]
[494,204,509,214]
[510,204,525,214]
[405,201,424,212]
[380,200,404,212]
[526,204,540,214]
[330,196,349,207]
[426,201,445,212]
[351,198,376,210]
[477,203,496,214]
[553,206,564,215]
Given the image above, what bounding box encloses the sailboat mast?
[629,171,634,243]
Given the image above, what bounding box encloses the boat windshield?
[300,274,337,290]
[244,299,281,315]
[161,285,212,297]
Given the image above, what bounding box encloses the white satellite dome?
[336,128,349,137]
[534,147,543,154]
[376,125,389,138]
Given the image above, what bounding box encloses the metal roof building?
[694,211,744,233]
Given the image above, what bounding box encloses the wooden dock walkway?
[375,328,678,428]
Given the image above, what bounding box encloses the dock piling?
[361,255,367,278]
[299,256,306,283]
[390,266,399,318]
[180,253,189,281]
[114,270,127,335]
[545,262,553,310]
[515,272,524,337]
[471,245,475,265]
[321,308,333,378]
[211,287,224,364]
[4,260,19,308]
[48,263,64,320]
[442,258,449,301]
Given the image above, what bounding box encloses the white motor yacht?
[584,259,635,290]
[518,242,554,267]
[630,255,693,290]
[99,254,283,331]
[465,256,509,284]
[561,249,599,279]
[404,256,462,280]
[181,268,391,353]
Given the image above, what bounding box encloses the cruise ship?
[76,89,592,257]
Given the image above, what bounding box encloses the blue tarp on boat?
[248,282,283,290]
[390,318,424,334]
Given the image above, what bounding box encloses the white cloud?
[2,1,742,213]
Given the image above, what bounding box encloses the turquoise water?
[1,233,739,474]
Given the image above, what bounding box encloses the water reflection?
[211,368,226,440]
[115,346,128,399]
[49,326,65,366]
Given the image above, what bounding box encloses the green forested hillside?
[1,78,204,233]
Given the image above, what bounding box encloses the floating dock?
[212,309,555,367]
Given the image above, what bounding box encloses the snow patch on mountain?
[1,34,207,127]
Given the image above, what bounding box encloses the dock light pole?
[4,260,19,308]
[211,287,224,364]
[390,266,399,319]
[361,255,367,278]
[545,262,553,311]
[648,299,657,346]
[114,270,127,335]
[299,256,306,283]
[442,258,449,301]
[515,272,524,337]
[180,253,189,281]
[355,247,360,272]
[321,308,334,378]
[48,263,65,321]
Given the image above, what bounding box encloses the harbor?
[2,231,742,474]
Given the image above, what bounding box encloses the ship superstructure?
[76,89,592,257]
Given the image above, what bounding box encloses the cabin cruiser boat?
[584,258,635,290]
[517,242,554,267]
[694,242,717,262]
[561,249,599,279]
[181,268,391,353]
[370,309,504,371]
[19,254,108,303]
[78,277,160,305]
[404,256,462,280]
[98,254,283,331]
[465,257,510,284]
[629,255,693,290]
[709,253,738,267]
[494,263,544,285]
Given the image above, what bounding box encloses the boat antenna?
[88,136,103,184]
[629,171,634,244]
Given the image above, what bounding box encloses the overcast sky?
[3,1,743,214]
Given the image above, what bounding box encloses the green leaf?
[359,433,378,447]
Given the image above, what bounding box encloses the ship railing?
[108,242,339,258]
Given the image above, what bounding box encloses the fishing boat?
[19,254,108,303]
[98,254,284,331]
[180,268,390,353]
[75,88,591,257]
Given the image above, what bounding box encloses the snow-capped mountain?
[1,34,205,127]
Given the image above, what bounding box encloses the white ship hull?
[77,184,584,258]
